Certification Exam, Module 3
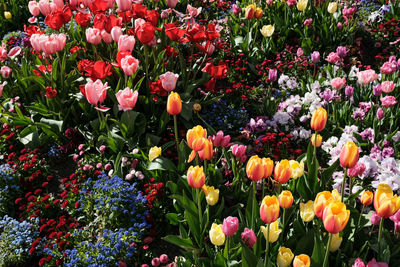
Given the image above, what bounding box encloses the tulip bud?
[209,223,225,246]
[311,134,322,147]
[261,221,281,243]
[246,155,265,181]
[4,12,12,20]
[339,141,359,169]
[274,159,291,183]
[203,185,219,206]
[187,165,205,189]
[360,191,373,206]
[260,195,280,224]
[278,190,293,209]
[222,216,239,237]
[329,233,342,252]
[241,228,257,248]
[310,107,327,132]
[260,25,275,37]
[289,160,304,179]
[300,201,315,222]
[376,107,384,120]
[297,0,308,11]
[277,247,294,267]
[311,51,320,63]
[293,254,311,267]
[149,146,161,162]
[323,201,350,234]
[370,212,381,225]
[262,157,274,178]
[232,4,241,15]
[167,92,182,116]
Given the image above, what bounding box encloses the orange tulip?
[360,191,373,206]
[260,195,280,224]
[311,134,322,147]
[274,160,291,184]
[254,7,263,19]
[246,155,264,181]
[310,107,327,132]
[167,92,182,115]
[198,139,213,161]
[278,190,293,209]
[262,157,274,178]
[187,165,205,189]
[314,190,341,219]
[374,184,400,218]
[186,125,207,151]
[293,254,310,267]
[322,201,350,234]
[339,141,359,169]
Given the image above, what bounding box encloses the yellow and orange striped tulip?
[260,195,280,224]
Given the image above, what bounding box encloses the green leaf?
[163,235,195,250]
[148,157,177,172]
[241,241,258,267]
[311,232,325,266]
[166,213,179,225]
[321,159,339,188]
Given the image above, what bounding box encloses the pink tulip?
[376,107,384,120]
[121,55,139,76]
[352,258,365,267]
[29,1,40,16]
[111,26,123,43]
[86,28,102,45]
[222,216,239,237]
[167,0,178,8]
[326,52,341,64]
[381,81,394,93]
[159,72,179,91]
[8,47,22,59]
[348,162,366,177]
[311,51,320,63]
[380,96,397,108]
[304,18,313,27]
[296,48,304,57]
[357,69,379,85]
[101,30,112,44]
[99,145,106,154]
[331,77,347,90]
[232,144,247,163]
[84,79,109,111]
[42,34,66,54]
[159,254,169,264]
[380,62,397,75]
[337,22,343,29]
[211,131,231,148]
[118,35,136,52]
[69,0,80,7]
[0,82,7,97]
[390,209,400,223]
[38,0,57,16]
[0,66,11,78]
[241,228,256,248]
[53,0,64,8]
[370,212,381,226]
[366,258,388,267]
[116,0,131,12]
[395,222,400,233]
[0,45,7,62]
[187,4,202,17]
[232,4,241,15]
[116,87,138,111]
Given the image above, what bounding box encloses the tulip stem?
[173,115,179,151]
[356,205,365,232]
[264,223,270,267]
[251,181,256,229]
[262,178,265,198]
[282,208,286,242]
[341,168,347,202]
[323,233,332,267]
[378,218,384,257]
[226,236,230,262]
[313,131,318,163]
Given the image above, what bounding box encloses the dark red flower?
[136,22,155,44]
[133,3,147,18]
[145,10,159,26]
[75,12,92,28]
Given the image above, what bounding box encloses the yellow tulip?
[4,11,11,19]
[203,185,219,206]
[289,160,304,179]
[329,233,343,252]
[149,146,161,162]
[261,221,282,243]
[297,0,308,11]
[260,25,275,37]
[374,183,400,218]
[300,200,315,222]
[277,247,294,267]
[209,223,225,246]
[327,2,338,14]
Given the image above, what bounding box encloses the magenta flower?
[380,96,397,108]
[370,212,381,226]
[241,228,257,248]
[211,131,232,148]
[222,216,239,237]
[231,144,247,163]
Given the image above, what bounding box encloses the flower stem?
[251,181,256,229]
[282,208,286,242]
[173,115,179,151]
[313,131,318,163]
[356,205,365,232]
[262,178,265,198]
[264,223,270,267]
[341,168,348,202]
[322,233,332,267]
[227,236,230,262]
[378,218,384,257]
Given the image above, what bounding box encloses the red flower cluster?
[254,132,302,160]
[78,59,113,80]
[144,178,164,209]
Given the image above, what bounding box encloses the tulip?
[211,131,231,148]
[166,92,182,116]
[274,159,291,184]
[277,247,294,267]
[232,4,241,15]
[187,126,207,151]
[84,79,109,109]
[311,107,327,132]
[29,1,40,16]
[314,190,338,219]
[366,258,389,267]
[327,2,338,13]
[370,212,381,226]
[361,191,373,206]
[254,8,263,19]
[116,0,131,12]
[245,4,256,19]
[198,139,213,161]
[329,233,342,252]
[289,160,303,179]
[0,81,7,97]
[268,69,277,82]
[121,55,140,76]
[357,69,379,85]
[297,0,308,11]
[167,0,178,9]
[293,254,310,267]
[202,185,219,206]
[339,141,359,169]
[241,228,256,248]
[261,221,281,243]
[231,144,247,163]
[390,209,400,223]
[376,108,384,120]
[260,195,280,224]
[323,201,350,234]
[222,216,239,237]
[101,30,112,44]
[311,134,322,147]
[116,88,138,111]
[4,12,11,20]
[374,184,400,218]
[86,28,102,45]
[111,26,123,43]
[300,201,315,222]
[209,223,225,246]
[260,25,275,37]
[118,35,136,52]
[187,166,205,189]
[0,66,11,78]
[278,190,293,209]
[246,155,264,181]
[261,157,274,196]
[331,77,346,90]
[149,146,161,162]
[159,72,179,92]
